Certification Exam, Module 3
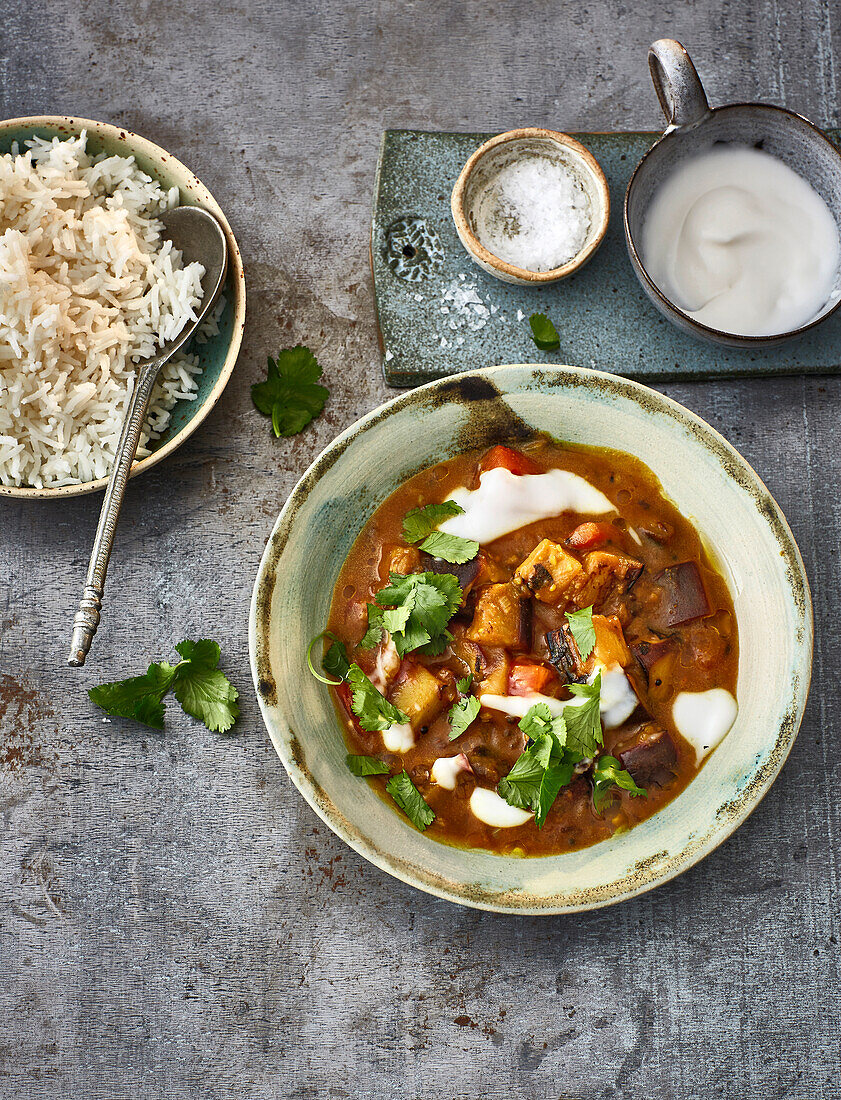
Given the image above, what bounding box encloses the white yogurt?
[381,721,415,753]
[470,787,533,827]
[431,753,471,790]
[672,688,738,763]
[641,145,840,336]
[370,635,400,693]
[438,467,613,545]
[479,663,637,731]
[592,666,638,729]
[479,691,565,719]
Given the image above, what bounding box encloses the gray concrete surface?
[1,1,840,1097]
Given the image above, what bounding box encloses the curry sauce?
[324,437,739,857]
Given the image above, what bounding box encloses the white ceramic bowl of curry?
[249,365,812,914]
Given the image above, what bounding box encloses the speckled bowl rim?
[624,102,841,345]
[450,128,611,283]
[249,364,813,914]
[0,115,247,501]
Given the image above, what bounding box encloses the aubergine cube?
[656,561,711,626]
[420,551,481,600]
[616,724,677,786]
[631,638,674,678]
[546,626,588,683]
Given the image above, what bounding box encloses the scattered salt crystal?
[471,155,591,272]
[517,310,524,321]
[384,350,394,362]
[413,293,423,302]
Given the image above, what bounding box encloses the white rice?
[0,130,216,488]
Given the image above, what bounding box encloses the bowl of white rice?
[0,115,245,498]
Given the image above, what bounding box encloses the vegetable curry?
[317,437,739,856]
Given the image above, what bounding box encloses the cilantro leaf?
[402,501,464,544]
[529,312,560,351]
[359,605,386,650]
[497,735,554,811]
[519,702,567,748]
[563,673,604,757]
[89,640,238,733]
[419,530,479,564]
[498,703,582,827]
[386,771,435,831]
[592,754,646,814]
[347,754,390,776]
[307,631,350,685]
[535,760,578,828]
[448,694,480,741]
[89,661,177,729]
[565,605,596,661]
[456,675,472,694]
[172,642,240,733]
[415,629,454,657]
[346,664,408,732]
[375,572,462,657]
[251,345,329,437]
[382,597,415,638]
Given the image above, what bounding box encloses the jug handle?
[648,39,711,132]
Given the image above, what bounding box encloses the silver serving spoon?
[68,206,228,667]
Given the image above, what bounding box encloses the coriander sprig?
[251,345,329,437]
[401,501,478,565]
[89,639,239,732]
[565,604,596,661]
[529,312,560,351]
[592,755,646,814]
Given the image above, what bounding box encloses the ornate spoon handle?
[67,361,162,666]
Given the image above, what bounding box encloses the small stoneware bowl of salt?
[451,127,610,285]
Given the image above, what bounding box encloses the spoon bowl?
[155,207,229,358]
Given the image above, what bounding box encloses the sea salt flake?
[472,155,591,272]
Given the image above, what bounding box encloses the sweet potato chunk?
[546,614,631,681]
[450,630,485,680]
[466,583,531,649]
[478,647,509,695]
[515,539,584,604]
[391,665,445,729]
[631,637,674,679]
[573,550,643,609]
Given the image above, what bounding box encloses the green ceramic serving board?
[371,128,841,387]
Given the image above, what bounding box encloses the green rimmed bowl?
[0,115,246,500]
[249,365,812,914]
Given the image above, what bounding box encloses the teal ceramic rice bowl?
[0,115,246,500]
[249,365,812,914]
